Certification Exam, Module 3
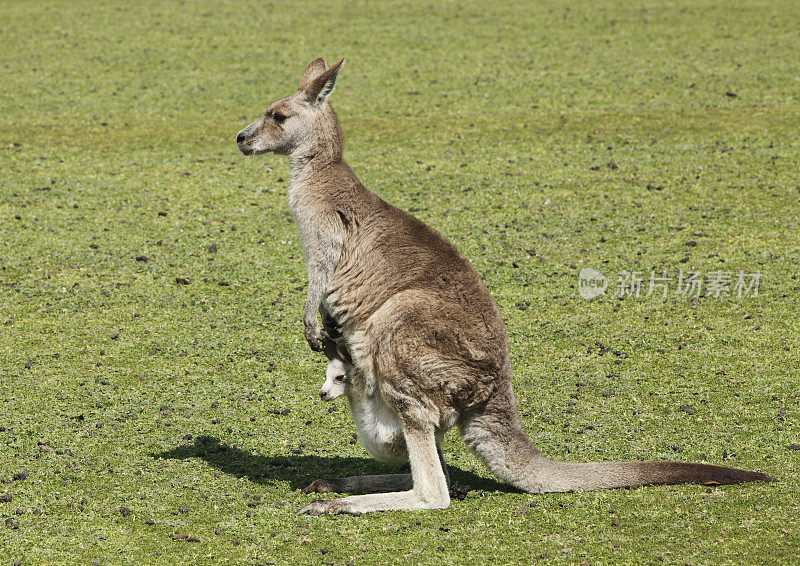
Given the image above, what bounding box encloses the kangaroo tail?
[459,407,775,493]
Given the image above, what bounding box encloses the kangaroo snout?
[319,380,343,402]
[236,128,250,154]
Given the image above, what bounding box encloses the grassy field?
[1,0,799,563]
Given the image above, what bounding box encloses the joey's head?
[236,58,344,162]
[320,357,348,402]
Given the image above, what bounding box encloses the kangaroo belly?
[347,392,408,464]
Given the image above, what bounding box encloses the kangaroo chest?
[346,391,408,464]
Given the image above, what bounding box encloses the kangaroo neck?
[288,151,342,187]
[287,153,369,213]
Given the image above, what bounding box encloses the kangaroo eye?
[273,113,287,124]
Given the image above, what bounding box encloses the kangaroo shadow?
[154,435,515,495]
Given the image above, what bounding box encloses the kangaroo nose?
[319,391,327,400]
[236,131,246,144]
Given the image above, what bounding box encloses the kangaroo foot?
[297,498,360,516]
[302,478,341,494]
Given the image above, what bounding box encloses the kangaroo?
[236,58,775,515]
[320,337,349,402]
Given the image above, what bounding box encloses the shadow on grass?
[154,435,515,494]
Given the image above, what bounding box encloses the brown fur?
[236,58,775,515]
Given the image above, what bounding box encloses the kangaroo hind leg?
[302,443,449,495]
[298,423,450,515]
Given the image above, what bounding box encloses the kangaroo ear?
[304,58,344,105]
[299,58,327,91]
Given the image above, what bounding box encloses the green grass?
[1,0,799,563]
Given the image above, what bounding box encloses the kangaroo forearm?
[304,252,337,317]
[303,293,322,328]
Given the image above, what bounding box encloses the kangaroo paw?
[297,498,361,516]
[301,478,340,494]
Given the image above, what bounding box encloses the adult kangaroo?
[236,58,774,515]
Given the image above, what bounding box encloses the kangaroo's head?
[236,58,344,160]
[320,357,348,402]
